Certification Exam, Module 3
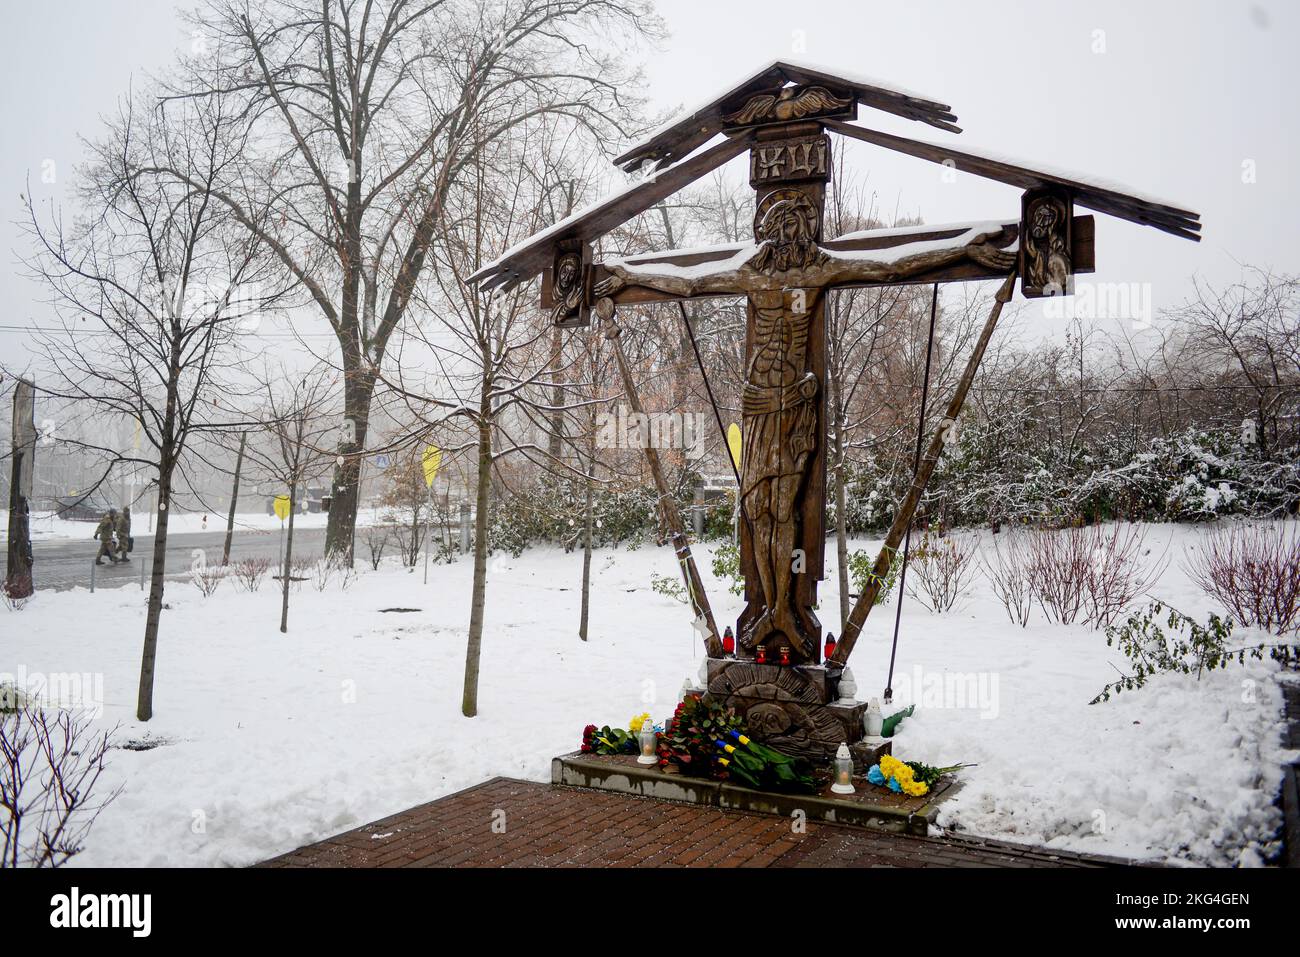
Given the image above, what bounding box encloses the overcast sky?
[2,0,1296,363]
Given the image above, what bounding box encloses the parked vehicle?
[264,486,332,516]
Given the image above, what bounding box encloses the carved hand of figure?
[591,273,626,298]
[797,373,818,400]
[967,234,1017,272]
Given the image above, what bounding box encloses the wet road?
[29,526,329,591]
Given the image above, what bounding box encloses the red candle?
[755,645,767,664]
[722,626,735,656]
[824,633,837,660]
[779,646,791,666]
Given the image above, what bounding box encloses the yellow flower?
[879,754,904,778]
[878,754,928,796]
[629,712,651,733]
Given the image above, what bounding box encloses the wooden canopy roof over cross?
[470,60,1200,295]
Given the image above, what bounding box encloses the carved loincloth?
[739,373,818,504]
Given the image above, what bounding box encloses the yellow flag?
[726,423,742,470]
[273,495,291,520]
[422,445,442,488]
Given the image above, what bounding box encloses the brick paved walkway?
[260,778,1132,868]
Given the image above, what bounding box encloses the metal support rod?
[883,283,939,702]
[831,269,1017,667]
[601,299,723,657]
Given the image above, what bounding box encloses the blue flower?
[866,764,886,786]
[888,777,902,793]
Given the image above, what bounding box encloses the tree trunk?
[281,479,297,634]
[136,453,174,722]
[462,415,492,717]
[221,432,246,566]
[136,368,182,723]
[324,370,373,564]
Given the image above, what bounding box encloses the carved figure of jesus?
[594,193,1015,659]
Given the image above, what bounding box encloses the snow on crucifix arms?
[592,220,1032,303]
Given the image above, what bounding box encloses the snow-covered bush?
[1081,525,1166,627]
[360,525,392,570]
[980,530,1034,627]
[905,531,979,613]
[1,705,120,867]
[229,556,272,593]
[649,572,687,604]
[847,546,900,606]
[709,540,744,596]
[846,418,1297,534]
[1092,599,1298,704]
[1025,526,1093,625]
[487,475,666,556]
[1025,524,1161,628]
[190,562,225,597]
[1184,523,1300,635]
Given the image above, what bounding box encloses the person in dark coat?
[115,506,132,561]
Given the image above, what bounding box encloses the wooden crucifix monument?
[472,60,1200,763]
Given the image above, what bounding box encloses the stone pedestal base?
[702,657,889,769]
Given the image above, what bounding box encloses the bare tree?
[384,118,612,716]
[1171,268,1300,454]
[158,0,658,562]
[244,363,339,632]
[16,88,278,721]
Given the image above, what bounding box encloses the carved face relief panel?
[550,247,588,327]
[752,188,824,273]
[1020,190,1073,298]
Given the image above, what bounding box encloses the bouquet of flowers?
[580,712,655,756]
[657,694,746,774]
[713,729,816,794]
[578,698,814,794]
[867,753,971,797]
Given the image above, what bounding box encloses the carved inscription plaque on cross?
[749,133,831,187]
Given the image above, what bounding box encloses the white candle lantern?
[835,666,858,705]
[863,697,884,742]
[830,742,855,794]
[637,719,659,765]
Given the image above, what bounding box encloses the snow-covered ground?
[1,523,1292,867]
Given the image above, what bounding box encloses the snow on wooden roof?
[825,120,1201,241]
[613,58,960,174]
[470,62,1200,293]
[470,133,753,292]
